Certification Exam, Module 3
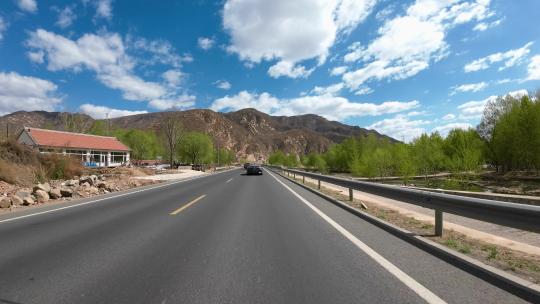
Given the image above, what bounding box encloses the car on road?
[243,162,251,169]
[246,165,263,175]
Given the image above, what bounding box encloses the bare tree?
[161,113,183,168]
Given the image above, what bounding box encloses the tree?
[115,129,162,160]
[443,128,485,173]
[178,132,214,164]
[305,153,327,173]
[268,150,287,165]
[214,148,235,165]
[392,144,416,184]
[411,132,446,182]
[161,114,183,168]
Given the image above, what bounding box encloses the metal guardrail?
[266,166,540,236]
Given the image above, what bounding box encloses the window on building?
[111,152,127,163]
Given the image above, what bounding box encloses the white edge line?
[265,169,447,304]
[0,168,238,224]
[226,178,233,183]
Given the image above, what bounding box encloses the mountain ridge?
[0,108,395,160]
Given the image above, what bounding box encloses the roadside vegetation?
[268,91,540,189]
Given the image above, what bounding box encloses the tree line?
[268,91,540,179]
[89,114,236,167]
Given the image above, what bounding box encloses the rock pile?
[0,174,157,209]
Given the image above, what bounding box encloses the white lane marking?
[0,169,239,224]
[265,169,446,304]
[226,178,233,183]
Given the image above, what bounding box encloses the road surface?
[0,168,533,303]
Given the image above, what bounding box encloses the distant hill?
[0,108,395,160]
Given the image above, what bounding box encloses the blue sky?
[0,0,539,141]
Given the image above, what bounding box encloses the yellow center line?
[170,194,207,215]
[226,178,233,183]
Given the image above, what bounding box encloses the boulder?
[96,181,107,188]
[34,189,50,203]
[22,196,34,206]
[0,197,11,208]
[15,190,31,200]
[49,188,62,199]
[33,182,51,193]
[11,195,24,206]
[88,186,99,195]
[60,187,73,197]
[66,179,79,187]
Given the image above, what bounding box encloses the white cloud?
[527,55,540,81]
[451,81,488,95]
[464,42,533,72]
[95,0,112,20]
[129,36,191,68]
[268,61,313,79]
[354,86,373,95]
[56,6,77,28]
[0,72,62,115]
[473,18,501,31]
[162,69,184,87]
[368,114,430,142]
[17,0,37,13]
[442,113,456,120]
[312,83,344,96]
[198,37,214,50]
[211,91,419,121]
[432,122,472,136]
[148,95,197,111]
[343,0,494,91]
[457,89,528,120]
[214,80,231,90]
[330,65,347,76]
[79,104,147,119]
[223,0,377,78]
[26,29,193,108]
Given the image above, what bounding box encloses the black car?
[243,162,251,169]
[246,165,263,175]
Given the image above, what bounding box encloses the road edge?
[268,168,540,303]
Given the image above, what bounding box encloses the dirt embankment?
[0,140,160,211]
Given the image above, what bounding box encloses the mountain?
[0,108,395,161]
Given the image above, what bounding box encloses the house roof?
[24,127,130,152]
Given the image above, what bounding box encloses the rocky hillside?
[0,108,394,161]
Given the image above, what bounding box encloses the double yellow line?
[170,194,207,215]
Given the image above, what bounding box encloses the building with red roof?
[17,127,131,168]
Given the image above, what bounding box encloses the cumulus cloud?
[26,29,195,107]
[94,0,113,20]
[342,0,493,91]
[214,80,231,90]
[312,83,344,96]
[451,81,488,95]
[17,0,37,13]
[79,104,147,119]
[432,122,473,136]
[527,55,540,81]
[473,18,502,31]
[368,114,430,142]
[464,42,533,72]
[223,0,377,78]
[210,91,419,121]
[457,89,528,120]
[198,37,215,50]
[148,95,196,111]
[0,72,62,116]
[55,6,77,28]
[330,65,347,76]
[442,113,456,121]
[129,36,192,68]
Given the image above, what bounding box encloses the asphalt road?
[0,168,533,303]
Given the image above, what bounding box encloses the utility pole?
[6,122,9,140]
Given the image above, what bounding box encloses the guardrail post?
[318,180,321,189]
[435,210,443,236]
[349,188,353,201]
[293,173,296,178]
[302,176,305,184]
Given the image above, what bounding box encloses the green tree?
[178,132,214,164]
[268,150,287,165]
[392,144,416,184]
[411,132,446,182]
[115,129,162,160]
[304,153,328,173]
